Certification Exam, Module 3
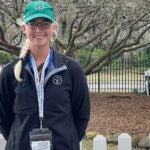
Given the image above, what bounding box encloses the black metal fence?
[1,50,150,93]
[86,53,150,93]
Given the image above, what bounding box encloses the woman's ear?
[21,24,26,34]
[50,23,57,33]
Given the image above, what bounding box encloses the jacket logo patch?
[52,75,62,85]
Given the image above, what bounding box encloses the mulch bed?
[87,92,150,135]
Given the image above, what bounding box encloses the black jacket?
[0,50,90,150]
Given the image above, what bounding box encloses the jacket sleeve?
[70,61,90,141]
[0,66,15,140]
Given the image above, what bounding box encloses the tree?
[0,0,150,75]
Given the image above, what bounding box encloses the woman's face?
[22,18,55,48]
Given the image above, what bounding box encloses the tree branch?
[0,41,20,55]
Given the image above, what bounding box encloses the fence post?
[118,133,131,150]
[93,135,107,150]
[0,133,6,150]
[98,71,100,92]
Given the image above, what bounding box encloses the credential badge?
[52,75,62,85]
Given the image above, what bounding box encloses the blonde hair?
[14,39,30,82]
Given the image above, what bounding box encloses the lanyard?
[29,48,53,128]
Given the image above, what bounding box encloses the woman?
[0,1,90,150]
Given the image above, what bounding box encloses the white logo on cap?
[34,2,45,10]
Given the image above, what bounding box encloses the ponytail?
[14,39,30,82]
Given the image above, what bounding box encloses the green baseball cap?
[23,1,55,23]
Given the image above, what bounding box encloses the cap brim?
[23,13,54,23]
